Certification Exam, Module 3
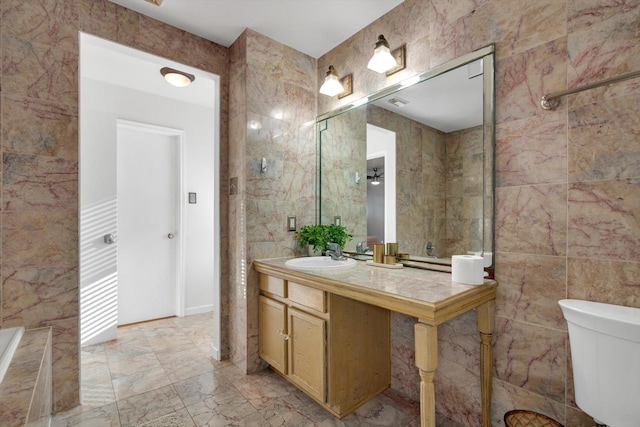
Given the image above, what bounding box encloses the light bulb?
[367,35,398,73]
[319,66,344,96]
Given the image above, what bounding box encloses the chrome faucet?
[356,241,369,254]
[425,241,437,258]
[326,242,347,260]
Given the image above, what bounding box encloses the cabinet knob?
[277,329,289,341]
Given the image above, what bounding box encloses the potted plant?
[325,224,353,250]
[295,224,353,256]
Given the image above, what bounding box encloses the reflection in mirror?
[317,45,494,273]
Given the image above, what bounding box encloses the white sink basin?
[285,256,356,269]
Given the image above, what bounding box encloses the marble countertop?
[0,327,51,426]
[253,257,497,323]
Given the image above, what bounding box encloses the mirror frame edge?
[483,46,496,278]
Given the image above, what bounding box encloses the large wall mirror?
[317,45,495,274]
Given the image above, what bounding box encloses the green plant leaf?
[294,224,353,252]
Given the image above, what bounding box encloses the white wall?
[80,77,216,344]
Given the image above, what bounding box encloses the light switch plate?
[287,216,296,231]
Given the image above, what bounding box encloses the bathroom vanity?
[254,258,497,427]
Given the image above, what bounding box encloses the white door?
[117,124,180,325]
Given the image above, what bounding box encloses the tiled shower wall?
[0,0,229,412]
[318,0,640,425]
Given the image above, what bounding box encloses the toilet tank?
[559,299,640,427]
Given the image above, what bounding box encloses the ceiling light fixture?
[160,67,195,87]
[368,168,383,185]
[319,66,353,98]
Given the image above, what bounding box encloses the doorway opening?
[79,32,221,402]
[366,124,396,244]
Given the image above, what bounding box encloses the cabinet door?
[288,307,326,402]
[259,295,287,374]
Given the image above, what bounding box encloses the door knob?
[103,234,117,244]
[168,233,175,239]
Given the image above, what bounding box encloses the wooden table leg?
[476,300,495,427]
[415,321,438,427]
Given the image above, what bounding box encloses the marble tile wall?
[444,126,484,257]
[4,0,637,424]
[321,106,452,256]
[318,0,640,425]
[0,0,229,413]
[228,30,317,373]
[366,105,447,256]
[318,107,367,247]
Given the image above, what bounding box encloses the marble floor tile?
[116,384,184,426]
[185,386,261,426]
[108,351,164,378]
[51,403,121,427]
[104,339,155,363]
[147,334,195,352]
[173,371,235,407]
[52,313,421,427]
[137,409,196,427]
[340,394,420,426]
[231,369,299,409]
[156,346,216,383]
[112,365,172,401]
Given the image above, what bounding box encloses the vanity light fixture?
[319,66,353,98]
[367,34,405,76]
[160,67,195,87]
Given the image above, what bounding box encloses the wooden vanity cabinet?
[258,273,391,418]
[258,295,287,373]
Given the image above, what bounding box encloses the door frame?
[116,119,187,317]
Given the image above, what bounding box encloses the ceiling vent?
[387,97,409,108]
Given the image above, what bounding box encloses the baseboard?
[184,304,213,316]
[211,344,221,361]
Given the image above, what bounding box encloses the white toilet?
[559,299,640,427]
